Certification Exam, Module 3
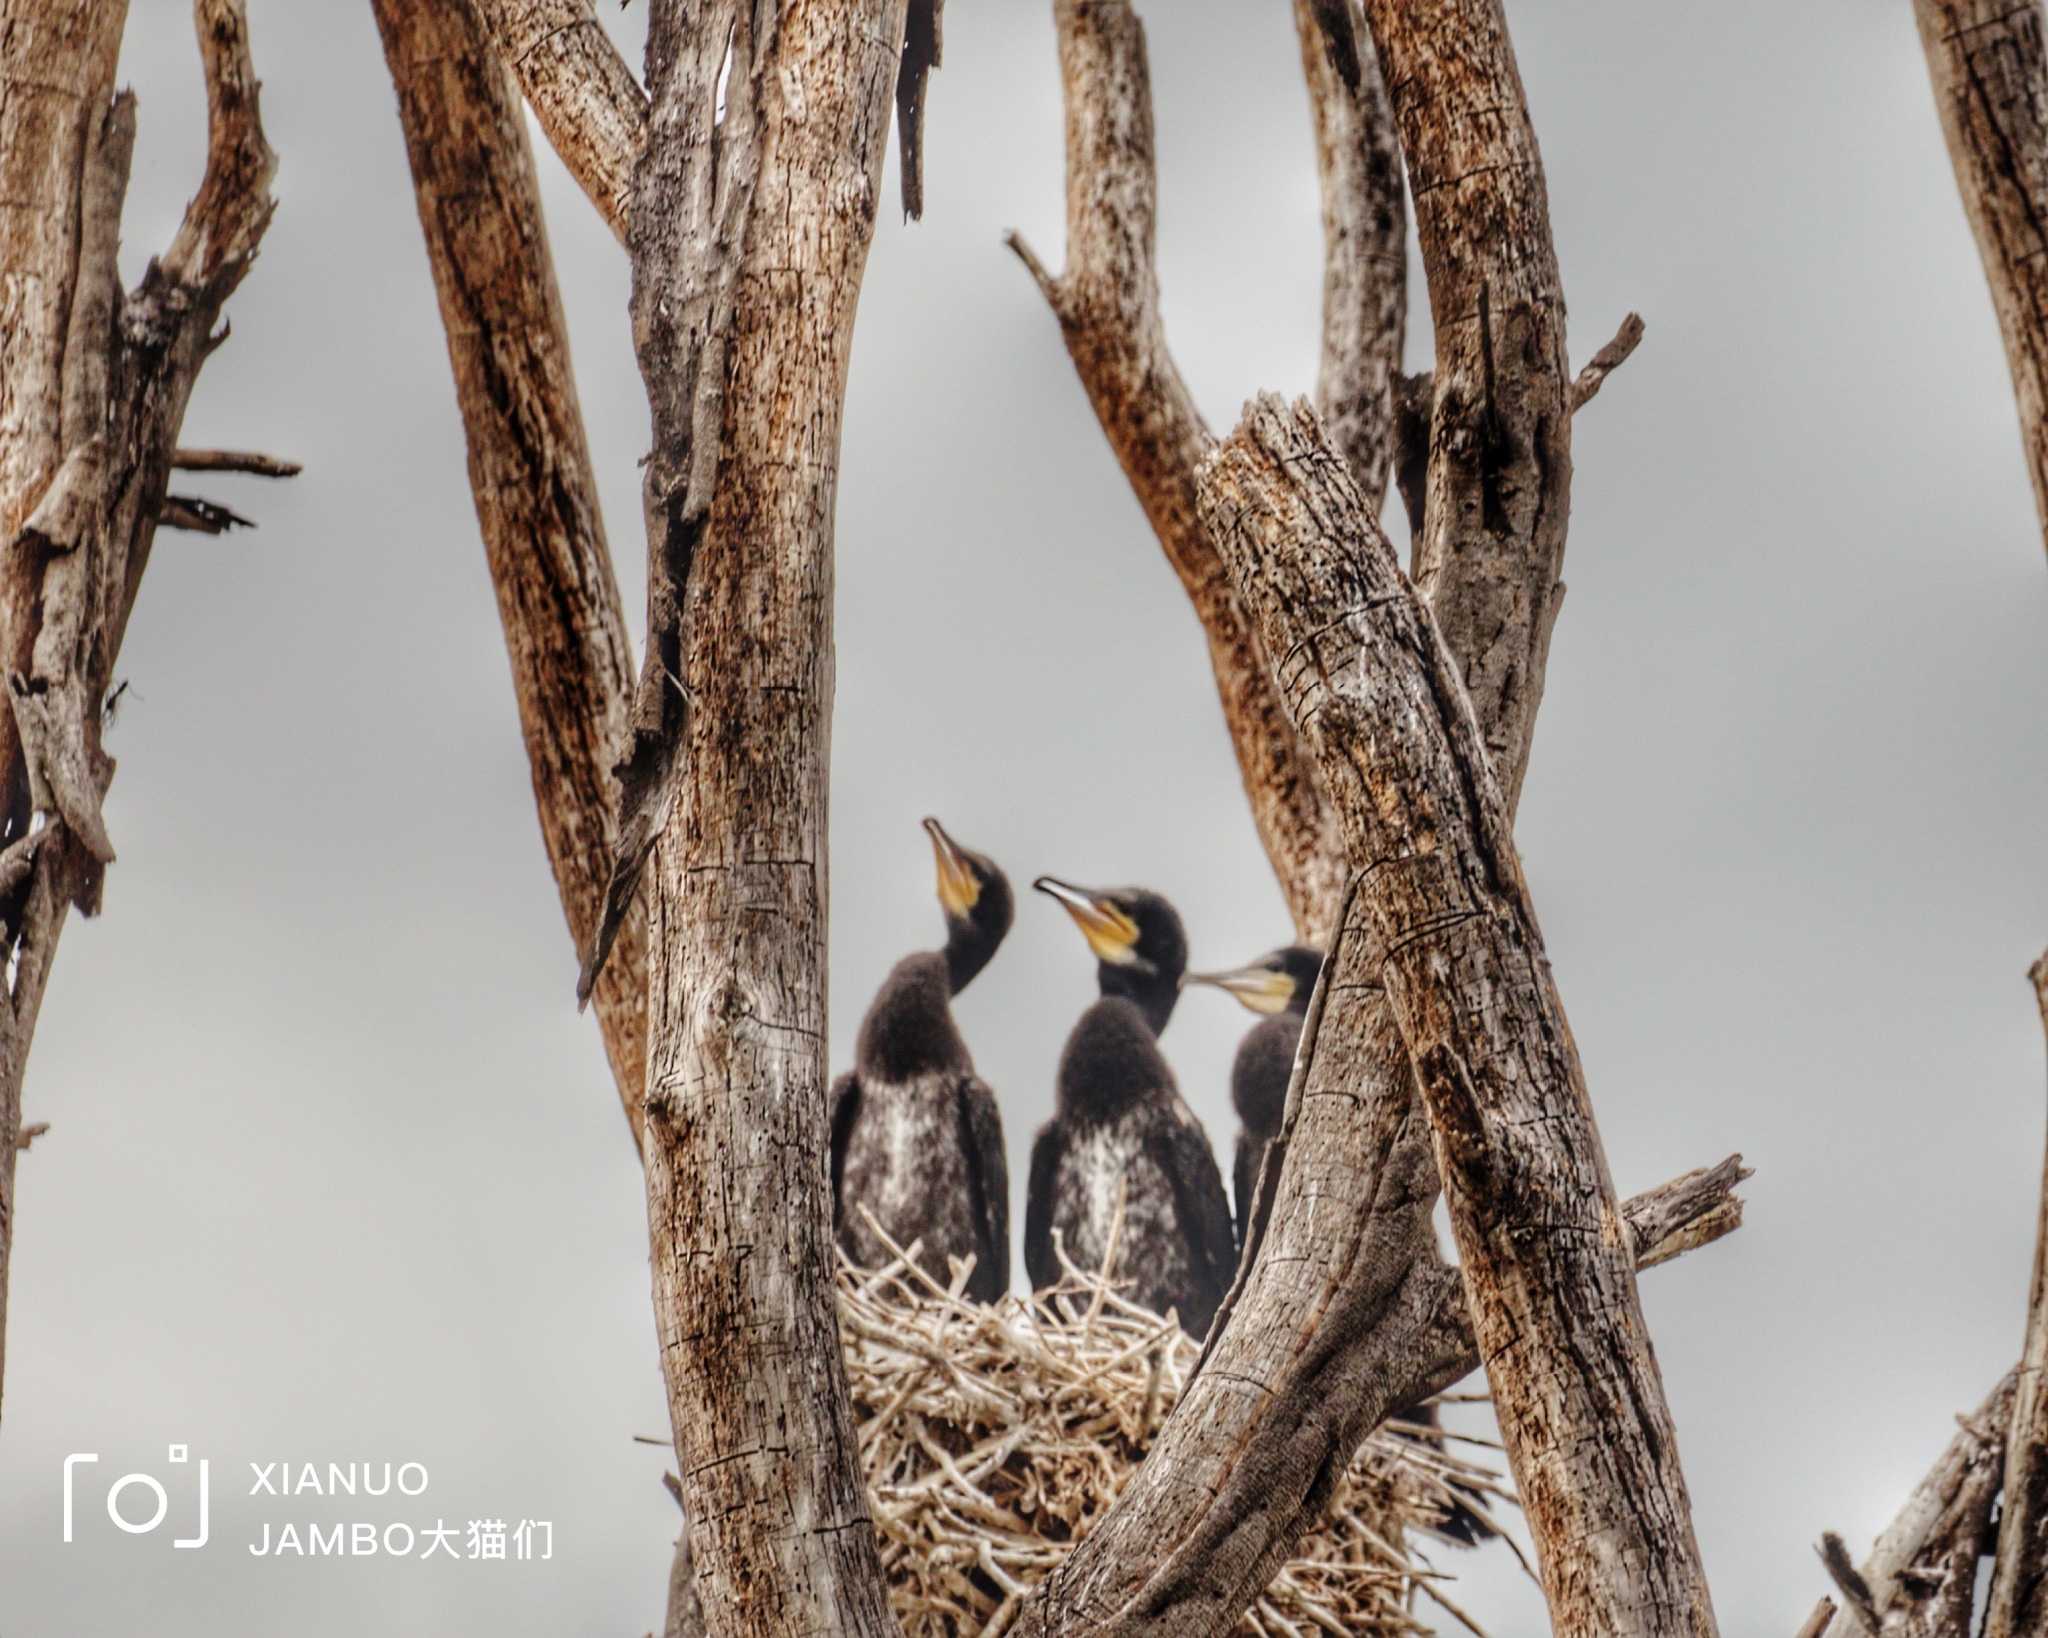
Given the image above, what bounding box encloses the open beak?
[924,817,981,920]
[1033,876,1142,967]
[1186,962,1297,1016]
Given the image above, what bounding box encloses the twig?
[14,1123,49,1152]
[170,448,300,476]
[160,495,255,533]
[1819,1532,1881,1633]
[1569,312,1645,411]
[1794,1597,1838,1638]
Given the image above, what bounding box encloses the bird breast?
[1058,1115,1192,1298]
[839,1073,976,1274]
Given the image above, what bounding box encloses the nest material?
[840,1213,1513,1638]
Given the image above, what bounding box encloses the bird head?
[1187,945,1324,1017]
[1034,877,1188,1034]
[925,817,1012,994]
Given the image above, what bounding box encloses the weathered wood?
[1359,0,1572,819]
[169,448,299,476]
[372,0,649,1145]
[1823,1372,2019,1638]
[630,0,907,1630]
[1200,396,1716,1638]
[1294,0,1406,510]
[469,0,646,240]
[1008,0,1346,945]
[0,0,274,1422]
[1985,954,2048,1638]
[1914,0,2048,556]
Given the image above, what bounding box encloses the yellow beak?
[1186,964,1297,1016]
[1034,876,1142,967]
[925,817,981,920]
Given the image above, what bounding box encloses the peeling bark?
[627,0,907,1629]
[1008,0,1347,945]
[1984,954,2048,1638]
[372,0,648,1144]
[1199,396,1716,1638]
[1914,0,2048,556]
[0,0,275,1422]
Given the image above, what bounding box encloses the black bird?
[830,818,1012,1303]
[1186,945,1324,1251]
[1025,880,1237,1337]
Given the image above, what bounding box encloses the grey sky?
[3,0,2045,1632]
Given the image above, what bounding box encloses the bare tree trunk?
[1985,955,2048,1638]
[620,0,907,1629]
[1294,0,1407,510]
[1914,0,2048,557]
[1821,1372,2019,1638]
[1007,0,1347,945]
[1200,396,1716,1638]
[371,0,649,1145]
[1359,0,1570,819]
[0,0,275,1422]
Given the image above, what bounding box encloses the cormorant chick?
[830,819,1012,1302]
[1025,880,1235,1337]
[1187,945,1323,1251]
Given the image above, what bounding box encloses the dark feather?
[1146,1114,1237,1335]
[829,1070,861,1229]
[1023,1122,1067,1296]
[957,1074,1010,1301]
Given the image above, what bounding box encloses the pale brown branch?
[162,0,277,287]
[1820,1534,1882,1633]
[1294,0,1407,508]
[1361,0,1573,819]
[1795,1599,1839,1638]
[1914,0,2048,557]
[1984,952,2048,1638]
[13,1121,47,1152]
[1822,1371,2018,1638]
[171,448,300,476]
[159,494,253,533]
[1200,396,1715,1638]
[1570,311,1645,412]
[1019,0,1346,944]
[468,0,647,240]
[372,0,648,1145]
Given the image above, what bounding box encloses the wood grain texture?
[372,0,648,1145]
[1294,0,1406,510]
[1823,1372,2019,1638]
[1915,0,2048,555]
[469,0,646,239]
[1985,955,2048,1638]
[0,0,274,1422]
[632,0,906,1630]
[1200,396,1716,1638]
[1360,0,1571,818]
[1009,0,1346,946]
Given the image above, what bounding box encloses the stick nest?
[840,1223,1512,1638]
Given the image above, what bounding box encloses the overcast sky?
[3,0,2047,1633]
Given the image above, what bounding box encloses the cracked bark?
[372,0,648,1145]
[1914,0,2048,557]
[1197,396,1716,1637]
[0,0,274,1422]
[1008,0,1347,945]
[623,0,909,1630]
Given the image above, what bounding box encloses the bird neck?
[943,912,1001,996]
[1098,962,1178,1036]
[856,952,968,1083]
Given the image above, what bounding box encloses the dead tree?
[0,0,279,1422]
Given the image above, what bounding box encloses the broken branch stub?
[1199,394,1717,1638]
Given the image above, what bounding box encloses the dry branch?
[1570,313,1645,413]
[626,0,908,1629]
[1200,396,1716,1638]
[1985,954,2048,1638]
[1360,0,1574,820]
[170,447,300,476]
[1822,1371,2019,1638]
[469,0,646,240]
[1293,0,1407,511]
[1009,0,1347,945]
[1914,0,2048,557]
[372,0,648,1144]
[0,0,275,1422]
